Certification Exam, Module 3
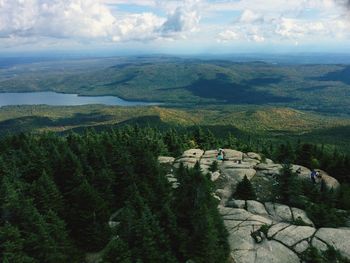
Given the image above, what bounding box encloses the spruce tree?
[0,223,36,263]
[30,170,64,214]
[65,180,110,251]
[275,164,302,206]
[174,162,229,263]
[234,175,256,200]
[102,237,132,263]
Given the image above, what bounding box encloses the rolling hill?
[1,57,350,115]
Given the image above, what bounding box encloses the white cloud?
[0,0,349,50]
[0,0,37,38]
[216,0,350,44]
[101,0,156,6]
[239,10,264,24]
[161,0,201,36]
[217,30,240,42]
[0,0,201,45]
[0,0,118,39]
[112,13,164,42]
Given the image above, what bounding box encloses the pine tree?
[118,190,177,263]
[102,237,132,263]
[65,180,111,251]
[174,162,229,263]
[0,223,36,263]
[234,175,256,200]
[30,170,64,214]
[209,161,219,172]
[0,175,70,262]
[164,129,183,156]
[275,142,295,163]
[275,164,302,206]
[43,211,72,263]
[296,143,313,168]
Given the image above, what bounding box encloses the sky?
[1,0,350,55]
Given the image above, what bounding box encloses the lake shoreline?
[0,91,161,107]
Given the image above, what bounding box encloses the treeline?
[0,127,229,262]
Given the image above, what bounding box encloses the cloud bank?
[0,0,200,43]
[217,0,350,43]
[0,0,349,50]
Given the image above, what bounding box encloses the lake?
[0,92,159,107]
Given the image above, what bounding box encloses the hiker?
[310,170,317,184]
[217,148,225,161]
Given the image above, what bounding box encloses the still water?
[0,92,159,107]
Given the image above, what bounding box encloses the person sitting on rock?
[217,148,225,161]
[310,170,317,184]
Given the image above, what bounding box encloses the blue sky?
[1,0,350,54]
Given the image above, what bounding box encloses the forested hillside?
[0,127,229,263]
[0,126,349,262]
[1,105,350,155]
[1,57,350,115]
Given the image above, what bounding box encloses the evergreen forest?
[0,126,349,262]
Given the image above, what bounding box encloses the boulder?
[246,200,268,216]
[158,156,175,164]
[182,149,204,158]
[221,200,350,262]
[265,158,274,164]
[174,157,198,164]
[291,165,311,181]
[316,169,340,189]
[221,161,254,170]
[200,158,217,166]
[247,152,262,161]
[265,203,293,222]
[291,207,314,226]
[294,240,309,254]
[166,174,177,182]
[224,168,256,182]
[268,223,291,238]
[221,206,299,263]
[226,199,246,209]
[291,166,339,189]
[211,171,221,181]
[243,158,261,167]
[273,225,315,247]
[255,240,300,263]
[212,193,221,202]
[230,250,256,263]
[223,149,243,161]
[215,188,231,200]
[311,237,328,252]
[314,228,350,258]
[219,207,271,225]
[255,163,282,176]
[165,174,179,189]
[174,157,198,168]
[202,150,218,159]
